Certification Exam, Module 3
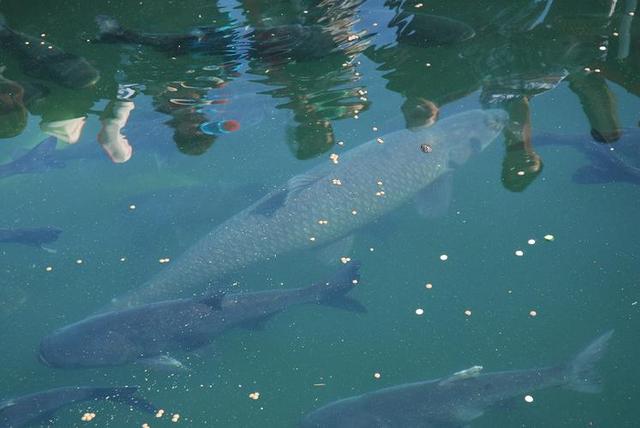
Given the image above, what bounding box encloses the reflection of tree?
[366,0,632,192]
[241,0,371,159]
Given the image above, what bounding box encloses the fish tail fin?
[95,386,157,414]
[312,261,366,313]
[564,329,613,393]
[95,15,124,40]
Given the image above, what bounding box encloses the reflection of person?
[365,0,628,192]
[241,0,371,159]
[0,67,27,138]
[98,100,134,163]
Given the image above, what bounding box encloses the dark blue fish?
[0,138,63,179]
[536,128,640,185]
[301,330,613,427]
[0,226,62,251]
[39,262,363,370]
[0,385,154,428]
[0,15,100,89]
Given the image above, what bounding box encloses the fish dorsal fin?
[250,167,328,217]
[199,292,225,310]
[438,365,483,386]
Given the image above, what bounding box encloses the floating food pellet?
[372,127,378,131]
[81,412,96,422]
[439,254,448,261]
[45,266,53,272]
[120,257,126,262]
[464,309,472,317]
[415,2,424,7]
[415,308,424,316]
[159,258,171,264]
[598,45,607,51]
[155,409,165,418]
[337,141,344,146]
[142,423,150,428]
[309,236,316,242]
[613,31,619,36]
[375,191,385,197]
[515,250,524,257]
[544,234,554,241]
[171,413,180,422]
[376,180,383,186]
[529,310,537,317]
[76,259,83,264]
[373,372,381,379]
[369,247,374,252]
[340,257,351,264]
[318,219,329,225]
[330,153,339,164]
[249,392,260,400]
[376,137,384,144]
[351,210,358,215]
[517,170,525,176]
[425,283,433,289]
[129,204,136,210]
[352,279,359,285]
[313,383,326,387]
[524,394,534,403]
[331,178,342,186]
[527,239,536,245]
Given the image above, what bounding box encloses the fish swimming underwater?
[0,226,62,251]
[535,127,640,185]
[0,385,154,428]
[0,15,100,89]
[108,109,507,309]
[300,330,613,427]
[39,262,363,370]
[0,137,63,179]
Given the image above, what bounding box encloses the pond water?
[1,0,639,427]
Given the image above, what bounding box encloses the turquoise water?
[1,0,639,427]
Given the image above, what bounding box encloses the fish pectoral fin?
[452,405,485,422]
[414,172,453,218]
[315,235,355,266]
[137,355,189,372]
[239,312,279,331]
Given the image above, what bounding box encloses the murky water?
[1,0,639,427]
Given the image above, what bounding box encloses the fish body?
[0,226,62,247]
[0,137,63,179]
[0,15,99,89]
[0,385,153,428]
[301,330,613,427]
[536,128,640,185]
[39,263,362,369]
[110,109,507,309]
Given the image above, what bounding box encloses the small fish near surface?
[535,127,640,185]
[0,385,155,428]
[107,109,507,310]
[39,262,363,370]
[0,226,62,252]
[0,14,100,89]
[300,330,614,427]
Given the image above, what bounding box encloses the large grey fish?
[0,15,100,89]
[39,262,363,369]
[301,330,613,427]
[108,109,507,309]
[0,385,154,428]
